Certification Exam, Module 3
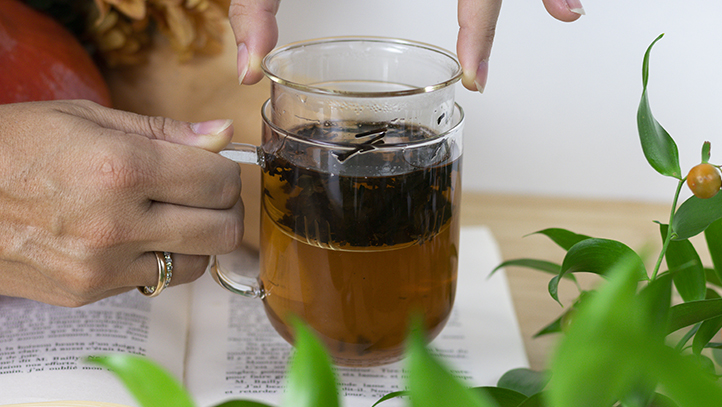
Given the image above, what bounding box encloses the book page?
[185,226,528,407]
[0,285,191,406]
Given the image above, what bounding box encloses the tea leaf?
[528,228,591,251]
[548,238,646,303]
[472,387,528,407]
[704,218,722,283]
[667,298,722,334]
[85,355,195,407]
[406,326,496,407]
[546,255,652,407]
[283,318,340,407]
[496,368,549,397]
[672,193,722,240]
[637,33,682,179]
[660,224,706,302]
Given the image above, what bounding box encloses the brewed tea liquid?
[259,122,461,366]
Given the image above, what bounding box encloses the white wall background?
[275,1,722,203]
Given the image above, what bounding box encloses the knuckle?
[58,265,107,307]
[186,256,209,283]
[218,213,245,253]
[92,147,147,191]
[219,168,242,207]
[143,115,173,141]
[82,216,132,250]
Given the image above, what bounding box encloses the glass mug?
[211,37,464,367]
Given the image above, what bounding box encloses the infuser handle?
[220,142,263,166]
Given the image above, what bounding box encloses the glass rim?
[261,99,464,151]
[261,36,463,98]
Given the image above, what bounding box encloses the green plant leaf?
[706,268,722,287]
[671,193,722,240]
[667,298,722,334]
[652,344,722,406]
[496,368,549,397]
[620,378,658,407]
[85,355,196,407]
[637,33,682,179]
[406,325,497,407]
[517,393,545,407]
[213,401,275,407]
[701,141,711,164]
[491,259,563,276]
[283,318,341,407]
[371,391,409,406]
[674,324,699,352]
[528,228,592,251]
[704,218,722,283]
[636,272,673,340]
[548,238,646,303]
[660,224,706,302]
[533,315,562,337]
[650,393,680,407]
[546,254,652,407]
[692,289,722,354]
[472,387,528,407]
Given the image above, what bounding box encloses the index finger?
[456,0,503,92]
[229,0,281,85]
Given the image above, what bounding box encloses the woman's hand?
[228,0,584,92]
[0,100,244,306]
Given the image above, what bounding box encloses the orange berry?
[687,163,722,199]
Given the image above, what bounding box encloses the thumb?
[67,100,235,153]
[187,119,235,152]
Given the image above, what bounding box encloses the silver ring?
[138,252,173,297]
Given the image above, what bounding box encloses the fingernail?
[191,119,233,135]
[237,43,249,85]
[566,0,585,15]
[475,60,489,94]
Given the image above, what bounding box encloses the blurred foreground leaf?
[283,318,340,407]
[406,324,497,407]
[86,354,196,407]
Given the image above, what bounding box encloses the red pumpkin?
[0,0,112,106]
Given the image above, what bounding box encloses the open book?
[0,226,528,407]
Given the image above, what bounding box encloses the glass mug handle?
[208,142,265,298]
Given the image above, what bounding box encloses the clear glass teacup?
[212,37,464,367]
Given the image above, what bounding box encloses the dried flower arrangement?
[25,0,231,66]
